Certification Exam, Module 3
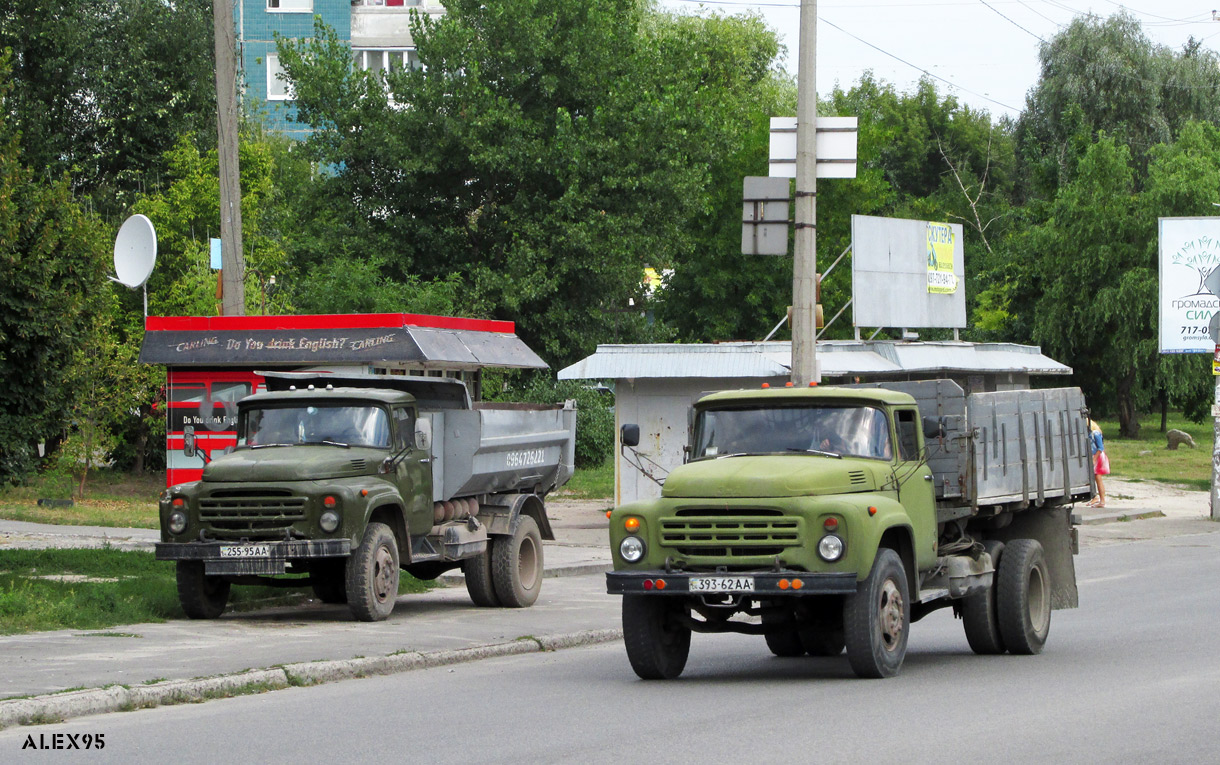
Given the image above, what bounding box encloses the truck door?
[893,407,937,569]
[392,406,433,536]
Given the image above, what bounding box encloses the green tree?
[278,1,790,366]
[0,55,108,483]
[0,1,216,213]
[1027,135,1153,436]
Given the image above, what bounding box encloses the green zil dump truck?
[157,373,575,621]
[607,380,1090,679]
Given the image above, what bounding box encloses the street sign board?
[768,117,858,179]
[741,176,790,256]
[1158,217,1220,353]
[1210,313,1220,344]
[851,215,966,329]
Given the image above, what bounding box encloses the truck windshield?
[694,405,892,460]
[238,404,391,449]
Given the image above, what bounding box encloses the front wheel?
[622,596,691,680]
[996,538,1051,655]
[346,522,400,622]
[177,561,230,619]
[843,548,909,679]
[491,514,543,608]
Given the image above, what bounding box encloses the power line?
[820,16,1022,112]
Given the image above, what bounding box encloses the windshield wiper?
[302,440,351,449]
[714,452,752,460]
[786,447,842,458]
[249,443,295,449]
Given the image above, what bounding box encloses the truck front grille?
[661,509,802,558]
[200,489,307,534]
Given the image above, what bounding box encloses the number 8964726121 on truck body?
[607,380,1091,679]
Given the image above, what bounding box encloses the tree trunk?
[1160,393,1167,433]
[1117,370,1140,438]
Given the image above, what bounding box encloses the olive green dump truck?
[157,372,575,622]
[607,380,1091,679]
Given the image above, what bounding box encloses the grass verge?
[1095,414,1212,491]
[0,547,430,635]
[555,460,613,500]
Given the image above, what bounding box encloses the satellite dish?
[113,214,157,288]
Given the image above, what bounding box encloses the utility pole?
[791,0,818,385]
[213,0,245,315]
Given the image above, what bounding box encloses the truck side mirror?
[414,418,432,451]
[621,424,640,448]
[922,416,945,440]
[183,427,197,458]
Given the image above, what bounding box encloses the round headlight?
[168,510,188,535]
[319,510,341,533]
[817,534,845,562]
[619,536,646,563]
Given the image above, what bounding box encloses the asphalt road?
[3,529,1217,764]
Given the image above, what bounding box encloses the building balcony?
[351,0,445,48]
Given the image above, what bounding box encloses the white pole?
[791,0,818,386]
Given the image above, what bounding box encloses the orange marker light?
[785,382,793,387]
[809,382,818,387]
[792,578,804,590]
[361,489,368,497]
[624,517,641,533]
[606,510,612,519]
[762,383,770,389]
[655,579,667,590]
[778,579,790,590]
[868,506,878,516]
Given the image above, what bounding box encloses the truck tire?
[462,545,501,607]
[762,607,805,657]
[844,548,909,678]
[996,538,1051,655]
[346,522,400,622]
[622,595,691,680]
[310,559,348,604]
[491,513,543,608]
[961,540,1005,655]
[176,561,230,619]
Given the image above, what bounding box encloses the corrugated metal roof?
[558,341,1071,380]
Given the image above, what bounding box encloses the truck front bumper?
[155,540,351,576]
[606,570,857,596]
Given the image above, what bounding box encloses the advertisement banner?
[926,222,957,294]
[1159,218,1220,353]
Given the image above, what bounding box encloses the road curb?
[437,562,613,586]
[1077,509,1166,525]
[0,629,623,730]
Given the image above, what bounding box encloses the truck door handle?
[923,475,933,481]
[419,458,431,464]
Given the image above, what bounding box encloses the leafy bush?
[497,375,614,468]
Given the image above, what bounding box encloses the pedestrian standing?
[1087,419,1109,508]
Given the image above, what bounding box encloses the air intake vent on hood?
[848,470,868,485]
[350,459,368,471]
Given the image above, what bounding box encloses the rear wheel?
[177,561,230,619]
[346,522,400,622]
[491,514,543,608]
[762,607,805,657]
[961,540,1006,655]
[996,538,1051,655]
[462,545,501,607]
[310,559,348,604]
[622,596,691,680]
[844,549,909,679]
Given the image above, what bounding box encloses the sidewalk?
[0,486,1215,728]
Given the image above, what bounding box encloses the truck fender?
[364,501,412,564]
[849,495,917,596]
[478,493,555,541]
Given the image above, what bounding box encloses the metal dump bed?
[855,380,1093,517]
[427,403,577,502]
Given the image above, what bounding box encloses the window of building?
[353,49,421,77]
[266,54,293,101]
[353,1,424,7]
[267,0,313,11]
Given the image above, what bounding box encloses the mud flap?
[991,506,1078,609]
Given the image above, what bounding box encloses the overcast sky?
[659,0,1220,120]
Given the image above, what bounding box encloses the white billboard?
[851,215,966,329]
[1159,217,1220,353]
